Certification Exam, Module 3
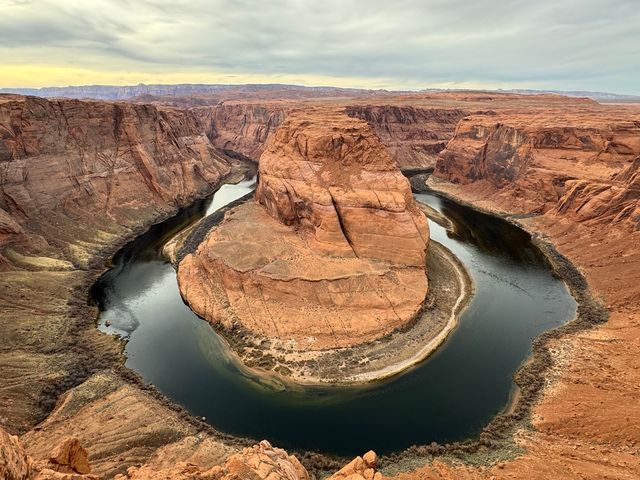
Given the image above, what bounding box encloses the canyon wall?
[434,110,640,229]
[192,102,468,170]
[406,102,640,480]
[0,94,232,269]
[194,103,288,160]
[178,108,429,351]
[345,105,467,169]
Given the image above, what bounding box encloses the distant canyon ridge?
[2,82,640,102]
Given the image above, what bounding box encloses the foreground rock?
[328,450,381,480]
[117,440,309,480]
[1,426,98,479]
[5,424,385,480]
[178,108,429,354]
[1,426,31,480]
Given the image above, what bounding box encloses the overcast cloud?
[0,0,638,93]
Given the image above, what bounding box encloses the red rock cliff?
[256,108,429,265]
[194,103,288,160]
[434,109,640,229]
[345,105,467,169]
[0,94,231,269]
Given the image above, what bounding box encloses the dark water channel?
[91,179,576,456]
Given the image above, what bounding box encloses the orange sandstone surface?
[178,108,429,350]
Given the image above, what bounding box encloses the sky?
[1,0,638,94]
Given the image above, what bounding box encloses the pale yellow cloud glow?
[0,64,512,91]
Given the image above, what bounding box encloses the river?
[91,176,576,456]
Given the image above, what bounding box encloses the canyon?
[0,88,639,479]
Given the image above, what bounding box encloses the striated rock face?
[195,103,288,160]
[555,155,640,227]
[345,105,467,169]
[256,109,429,265]
[194,102,467,170]
[178,108,429,351]
[0,94,231,268]
[0,95,232,440]
[434,111,640,229]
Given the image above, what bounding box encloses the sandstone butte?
[177,108,430,350]
[1,90,639,480]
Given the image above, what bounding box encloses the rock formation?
[0,426,98,479]
[116,440,310,480]
[345,105,467,169]
[178,108,429,351]
[256,109,429,265]
[327,450,381,480]
[1,426,316,480]
[1,426,31,480]
[434,109,640,228]
[0,94,231,269]
[3,423,379,480]
[195,102,288,160]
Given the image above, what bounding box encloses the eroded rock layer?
[345,105,467,169]
[256,109,429,265]
[195,103,288,160]
[0,94,231,269]
[434,110,640,228]
[178,108,429,350]
[2,425,384,480]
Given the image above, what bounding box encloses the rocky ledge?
[1,425,381,480]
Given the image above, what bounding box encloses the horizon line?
[1,82,639,98]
